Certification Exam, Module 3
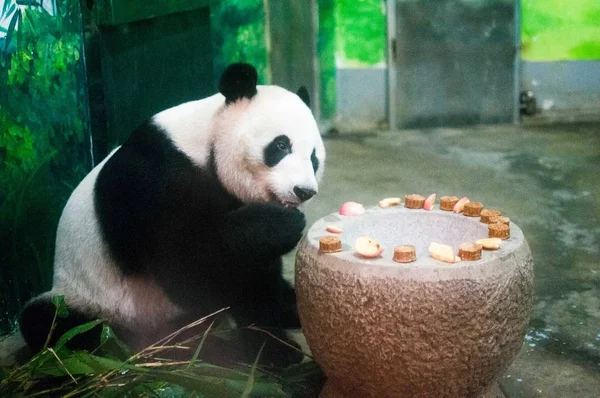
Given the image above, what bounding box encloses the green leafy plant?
[0,299,324,397]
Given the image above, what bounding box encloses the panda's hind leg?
[19,295,103,354]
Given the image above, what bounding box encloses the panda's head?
[213,63,325,208]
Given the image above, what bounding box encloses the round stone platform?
[295,205,534,398]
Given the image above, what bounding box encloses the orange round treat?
[463,202,483,217]
[404,194,425,209]
[439,196,459,211]
[319,236,342,253]
[489,216,510,225]
[480,209,502,223]
[458,242,482,260]
[489,223,510,240]
[393,245,416,263]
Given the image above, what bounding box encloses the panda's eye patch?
[264,134,292,167]
[311,148,319,174]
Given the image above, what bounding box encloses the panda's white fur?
[21,64,325,363]
[155,86,325,205]
[43,149,184,348]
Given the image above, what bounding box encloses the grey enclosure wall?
[392,0,516,128]
[522,61,600,114]
[267,0,317,114]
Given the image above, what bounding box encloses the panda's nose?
[294,186,317,202]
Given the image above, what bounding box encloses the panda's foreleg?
[19,294,103,354]
[228,298,305,367]
[277,277,302,329]
[219,202,306,259]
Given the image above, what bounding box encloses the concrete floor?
[284,122,600,397]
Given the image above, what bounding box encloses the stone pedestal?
[295,207,533,398]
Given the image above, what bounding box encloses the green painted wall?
[334,0,386,67]
[522,0,600,61]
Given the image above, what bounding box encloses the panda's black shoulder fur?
[93,119,306,319]
[94,120,242,277]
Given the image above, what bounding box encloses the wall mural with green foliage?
[211,0,269,84]
[334,0,386,68]
[522,0,600,61]
[0,0,90,334]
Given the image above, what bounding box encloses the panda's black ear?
[297,86,310,107]
[219,63,258,104]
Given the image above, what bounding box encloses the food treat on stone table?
[476,238,502,250]
[393,245,417,263]
[480,209,502,223]
[428,242,461,263]
[423,194,436,211]
[489,216,510,225]
[404,194,425,209]
[458,242,483,260]
[463,201,483,217]
[453,197,471,213]
[439,196,459,211]
[319,236,342,253]
[489,223,510,240]
[326,225,344,234]
[379,197,401,208]
[339,201,365,216]
[355,236,384,258]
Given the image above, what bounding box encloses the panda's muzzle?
[293,186,317,202]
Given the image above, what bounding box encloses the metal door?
[387,0,518,129]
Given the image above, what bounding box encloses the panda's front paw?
[224,203,306,257]
[260,203,306,254]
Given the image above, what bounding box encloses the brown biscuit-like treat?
[393,245,416,263]
[480,209,502,223]
[459,242,483,260]
[404,194,425,209]
[489,223,510,240]
[463,201,483,217]
[319,236,342,253]
[439,196,459,211]
[489,216,510,225]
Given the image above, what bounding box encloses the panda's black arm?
[218,202,306,259]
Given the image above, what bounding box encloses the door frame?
[385,0,398,129]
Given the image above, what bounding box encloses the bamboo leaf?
[4,8,20,52]
[226,379,286,396]
[51,295,69,318]
[54,319,103,351]
[186,319,215,370]
[33,354,96,377]
[241,342,264,398]
[140,371,242,397]
[182,363,251,380]
[1,1,13,20]
[97,324,134,359]
[16,1,41,6]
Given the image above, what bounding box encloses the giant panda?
[19,63,325,367]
